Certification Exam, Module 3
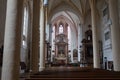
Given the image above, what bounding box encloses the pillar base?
[30,70,39,74]
[39,67,45,71]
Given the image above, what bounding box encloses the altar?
[54,34,68,65]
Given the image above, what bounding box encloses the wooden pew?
[24,68,120,80]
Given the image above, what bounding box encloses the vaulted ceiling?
[48,0,91,24]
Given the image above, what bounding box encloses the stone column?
[90,0,100,68]
[31,0,40,73]
[1,0,23,80]
[109,0,120,71]
[44,3,48,68]
[78,24,81,62]
[55,24,58,57]
[49,24,52,44]
[39,0,45,71]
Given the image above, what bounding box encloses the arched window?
[23,7,28,36]
[59,25,63,34]
[22,6,28,48]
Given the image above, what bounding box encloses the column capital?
[40,0,44,8]
[89,0,96,9]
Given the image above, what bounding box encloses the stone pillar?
[49,24,52,44]
[31,0,40,73]
[39,0,45,71]
[81,24,85,39]
[44,5,48,65]
[1,0,23,80]
[78,24,81,62]
[109,0,120,71]
[54,23,58,56]
[90,0,100,68]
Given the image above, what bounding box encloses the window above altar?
[59,25,64,34]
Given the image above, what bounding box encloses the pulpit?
[80,25,93,67]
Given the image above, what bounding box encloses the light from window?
[59,25,63,34]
